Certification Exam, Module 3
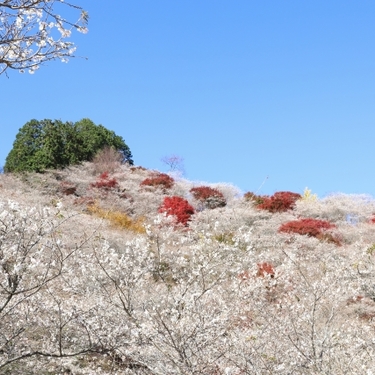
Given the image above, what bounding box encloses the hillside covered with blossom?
[1,154,375,375]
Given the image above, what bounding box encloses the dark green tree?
[4,118,133,173]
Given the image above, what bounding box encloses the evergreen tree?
[4,118,133,172]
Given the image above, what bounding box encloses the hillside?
[1,161,375,375]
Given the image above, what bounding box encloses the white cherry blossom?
[0,0,88,75]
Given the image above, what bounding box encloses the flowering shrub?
[140,173,174,190]
[257,191,301,213]
[158,196,195,226]
[279,218,341,245]
[90,171,119,190]
[190,186,226,209]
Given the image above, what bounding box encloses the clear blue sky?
[2,0,375,198]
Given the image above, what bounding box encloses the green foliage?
[367,244,375,255]
[4,118,133,173]
[214,232,235,245]
[244,191,267,205]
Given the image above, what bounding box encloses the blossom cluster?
[0,0,88,75]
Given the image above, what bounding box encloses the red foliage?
[238,263,275,281]
[257,191,301,213]
[346,295,364,305]
[158,196,195,226]
[279,218,335,237]
[256,262,275,278]
[190,186,226,209]
[279,218,341,245]
[358,311,375,321]
[60,181,77,195]
[140,173,174,190]
[90,172,119,190]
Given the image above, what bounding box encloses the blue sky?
[1,0,375,198]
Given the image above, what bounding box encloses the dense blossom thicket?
[4,118,133,172]
[0,0,88,75]
[2,165,375,374]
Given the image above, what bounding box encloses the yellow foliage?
[367,244,375,255]
[214,232,235,246]
[301,187,318,202]
[87,204,146,234]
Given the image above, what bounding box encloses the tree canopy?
[4,118,133,172]
[0,0,88,75]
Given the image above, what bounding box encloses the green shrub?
[244,191,268,205]
[214,232,235,245]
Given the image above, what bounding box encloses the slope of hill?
[1,162,375,374]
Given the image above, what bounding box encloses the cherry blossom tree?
[3,163,375,373]
[0,201,102,373]
[0,0,88,75]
